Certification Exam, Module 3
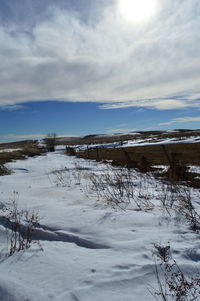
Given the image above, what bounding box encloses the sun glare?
[118,0,157,24]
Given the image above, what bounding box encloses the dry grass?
[76,144,200,188]
[0,140,45,175]
[66,132,200,188]
[70,143,200,166]
[62,129,200,146]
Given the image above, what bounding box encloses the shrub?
[88,166,154,210]
[153,243,171,263]
[175,186,200,232]
[151,243,200,301]
[88,167,134,209]
[52,167,72,187]
[0,164,10,176]
[158,183,200,232]
[1,193,40,256]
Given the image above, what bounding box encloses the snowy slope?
[0,148,199,301]
[72,135,200,151]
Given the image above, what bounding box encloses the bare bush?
[136,173,155,210]
[50,163,88,187]
[154,243,171,263]
[151,244,200,301]
[72,162,85,185]
[158,183,179,214]
[1,193,40,256]
[0,164,10,176]
[88,166,154,210]
[158,183,200,231]
[174,186,200,232]
[88,167,134,209]
[52,167,72,187]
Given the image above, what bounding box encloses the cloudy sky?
[0,0,200,141]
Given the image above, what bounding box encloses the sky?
[0,0,200,142]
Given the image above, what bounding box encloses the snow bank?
[0,149,199,300]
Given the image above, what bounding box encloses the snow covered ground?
[72,135,200,151]
[0,148,22,153]
[0,148,199,301]
[189,166,200,175]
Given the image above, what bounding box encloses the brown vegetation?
[66,142,200,188]
[0,140,45,175]
[63,129,200,146]
[67,143,200,166]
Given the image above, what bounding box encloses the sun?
[118,0,157,24]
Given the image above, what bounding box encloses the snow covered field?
[70,135,200,151]
[0,149,22,153]
[0,147,199,301]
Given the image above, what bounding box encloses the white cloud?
[0,134,46,140]
[0,133,77,141]
[99,96,200,110]
[1,104,24,111]
[159,116,200,126]
[106,128,137,133]
[0,0,199,109]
